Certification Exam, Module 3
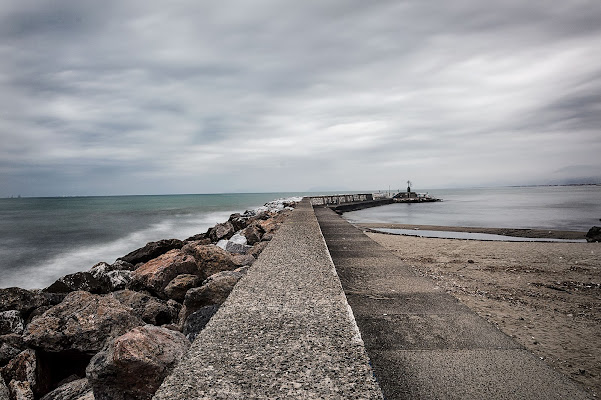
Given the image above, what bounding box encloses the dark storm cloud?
[1,0,600,196]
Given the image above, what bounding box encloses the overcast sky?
[1,0,600,196]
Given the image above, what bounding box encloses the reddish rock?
[110,290,178,326]
[243,223,263,245]
[180,267,248,323]
[118,239,184,266]
[207,221,235,242]
[181,244,236,280]
[24,291,143,354]
[257,213,286,234]
[86,325,190,400]
[163,275,201,302]
[129,250,197,298]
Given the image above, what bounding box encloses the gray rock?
[225,241,252,254]
[0,311,24,336]
[182,305,219,342]
[586,226,601,242]
[40,378,92,400]
[86,325,190,400]
[231,254,256,267]
[8,380,34,400]
[118,239,184,266]
[85,262,134,292]
[43,272,108,295]
[0,288,49,314]
[0,342,22,367]
[24,291,143,354]
[180,267,248,322]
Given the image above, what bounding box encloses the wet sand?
[364,227,600,397]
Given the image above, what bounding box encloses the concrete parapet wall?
[153,198,383,399]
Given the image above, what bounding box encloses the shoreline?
[355,222,587,240]
[366,230,601,396]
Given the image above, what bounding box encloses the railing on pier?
[309,193,374,206]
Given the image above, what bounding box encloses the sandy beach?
[364,226,600,396]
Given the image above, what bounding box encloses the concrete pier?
[153,198,592,399]
[153,199,383,399]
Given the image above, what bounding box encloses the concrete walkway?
[314,206,592,399]
[153,199,383,399]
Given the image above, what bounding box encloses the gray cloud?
[1,0,600,196]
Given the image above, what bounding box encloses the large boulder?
[24,291,143,354]
[207,221,235,242]
[0,311,24,336]
[182,305,219,342]
[129,250,197,298]
[180,267,248,323]
[586,226,601,242]
[181,244,236,280]
[163,274,201,302]
[39,378,92,400]
[118,239,184,266]
[86,325,190,400]
[110,290,178,326]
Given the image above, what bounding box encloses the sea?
[1,186,600,289]
[345,185,601,231]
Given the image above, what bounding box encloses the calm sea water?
[0,192,311,289]
[345,186,601,232]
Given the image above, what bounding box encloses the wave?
[3,210,237,290]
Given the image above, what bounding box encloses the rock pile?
[0,198,298,400]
